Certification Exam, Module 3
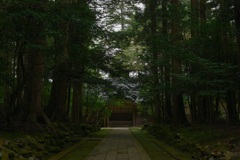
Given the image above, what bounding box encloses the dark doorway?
[110,113,132,121]
[109,113,133,126]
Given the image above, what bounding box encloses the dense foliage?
[0,0,240,127]
[0,0,124,126]
[130,0,240,125]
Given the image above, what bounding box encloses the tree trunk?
[200,0,206,22]
[72,81,80,123]
[79,83,84,123]
[226,90,238,124]
[24,41,44,123]
[149,0,161,124]
[234,0,240,122]
[190,91,197,123]
[191,0,199,37]
[16,2,49,124]
[197,0,208,124]
[234,0,240,68]
[214,92,220,123]
[163,0,172,123]
[190,0,199,123]
[4,53,10,107]
[20,12,46,123]
[67,80,71,116]
[198,96,207,123]
[45,20,70,122]
[171,0,189,125]
[46,61,69,122]
[7,48,26,125]
[221,0,239,124]
[16,45,25,112]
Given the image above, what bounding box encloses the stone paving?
[84,128,151,160]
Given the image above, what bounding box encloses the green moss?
[174,125,232,150]
[26,136,45,151]
[9,143,19,154]
[0,124,104,160]
[50,129,111,160]
[0,131,24,139]
[144,124,238,159]
[130,127,192,160]
[58,140,99,160]
[47,146,62,153]
[91,129,111,138]
[18,148,29,158]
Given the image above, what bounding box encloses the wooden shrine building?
[101,101,153,127]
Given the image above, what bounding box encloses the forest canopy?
[0,0,240,127]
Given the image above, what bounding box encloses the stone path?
[84,128,151,160]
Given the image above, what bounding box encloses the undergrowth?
[142,124,237,159]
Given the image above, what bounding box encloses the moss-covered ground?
[1,124,240,160]
[51,129,112,160]
[143,124,240,159]
[175,125,231,145]
[0,130,24,139]
[130,127,192,160]
[0,123,102,160]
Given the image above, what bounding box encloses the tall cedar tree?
[171,0,189,125]
[235,0,240,66]
[149,0,162,124]
[234,0,240,123]
[163,0,172,123]
[5,0,51,124]
[190,0,199,123]
[220,0,238,124]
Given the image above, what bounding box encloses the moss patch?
[176,125,231,145]
[143,124,240,159]
[130,127,192,160]
[0,130,24,139]
[0,123,101,160]
[55,129,112,160]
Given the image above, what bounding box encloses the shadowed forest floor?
[142,124,240,159]
[1,125,240,160]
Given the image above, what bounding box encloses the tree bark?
[15,1,50,124]
[67,80,71,116]
[234,0,240,125]
[45,21,70,122]
[4,52,10,107]
[46,61,69,122]
[190,91,197,123]
[190,0,199,123]
[197,0,208,124]
[234,0,240,66]
[72,81,79,123]
[24,41,44,123]
[162,0,172,123]
[200,0,206,22]
[191,0,199,37]
[226,90,238,123]
[149,0,161,124]
[20,12,46,123]
[220,0,238,124]
[171,0,189,125]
